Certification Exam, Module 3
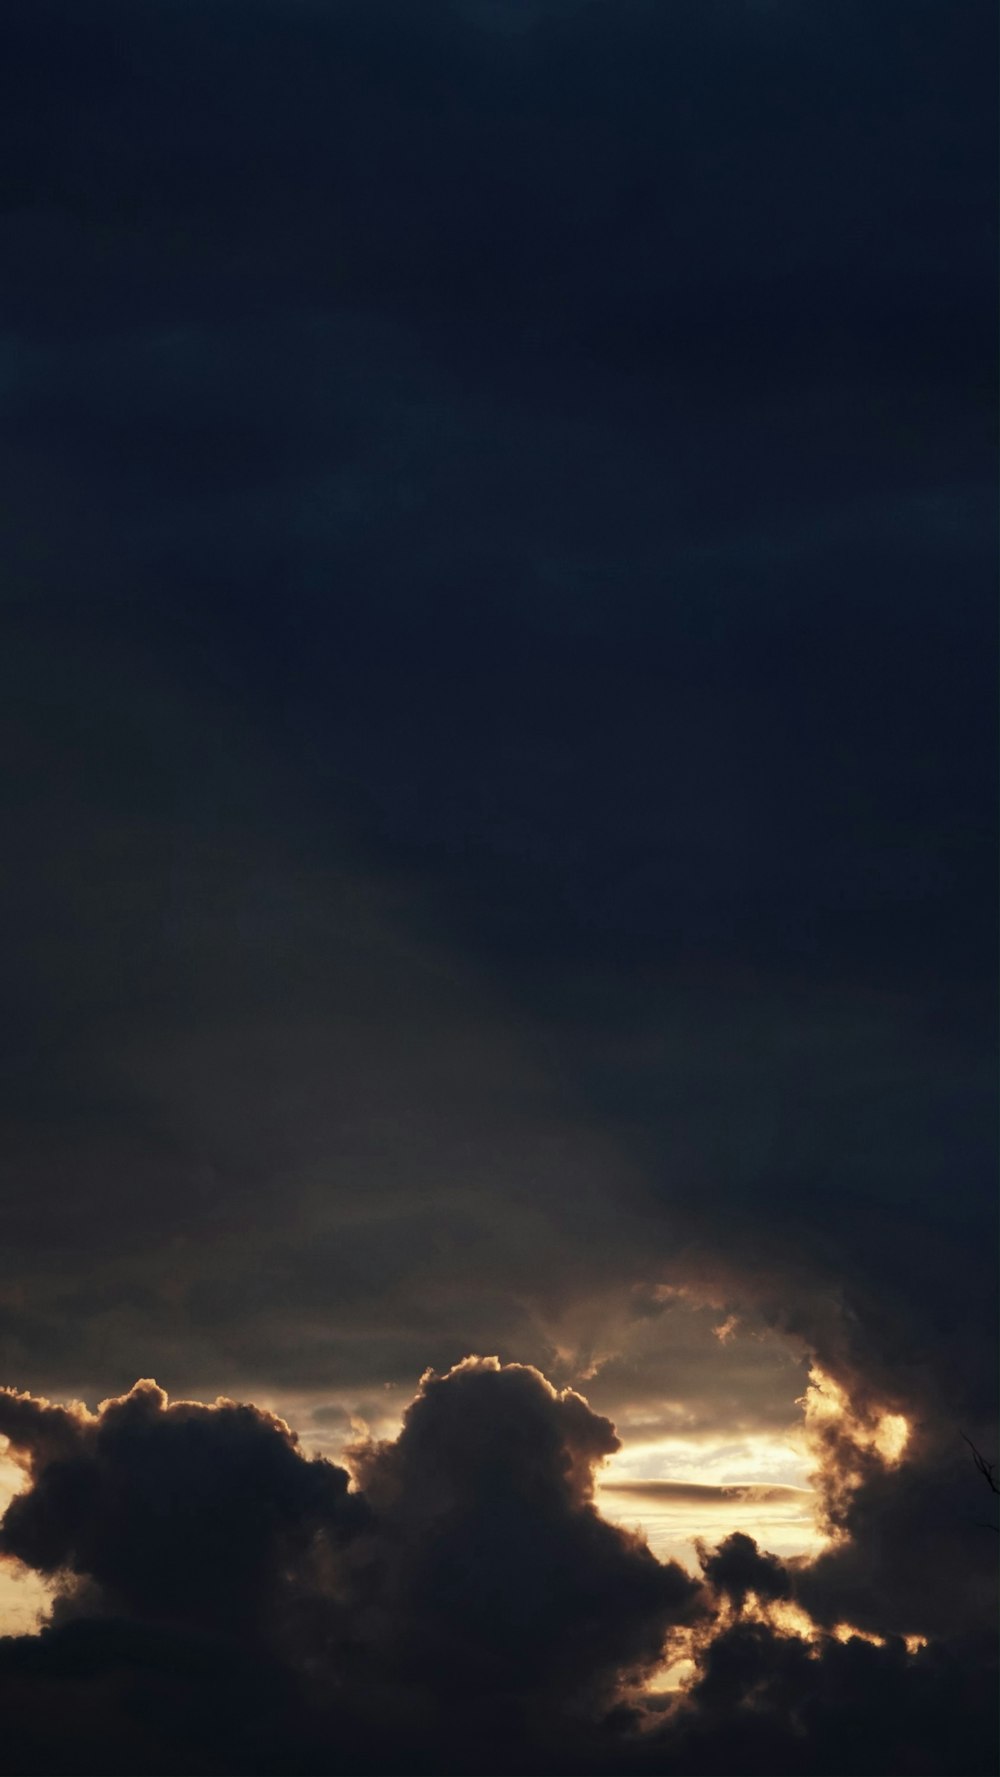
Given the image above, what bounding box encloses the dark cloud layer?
[0,0,992,1417]
[663,1619,998,1777]
[0,1363,995,1776]
[344,1357,699,1723]
[0,1380,366,1638]
[0,1,995,1771]
[0,1362,700,1774]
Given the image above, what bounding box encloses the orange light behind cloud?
[0,1445,51,1634]
[597,1428,827,1571]
[799,1365,911,1466]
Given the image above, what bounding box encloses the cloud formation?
[0,0,992,1478]
[343,1357,700,1735]
[0,1380,366,1638]
[0,1359,995,1775]
[0,1361,703,1772]
[0,2,994,1771]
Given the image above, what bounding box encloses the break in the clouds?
[0,0,996,1771]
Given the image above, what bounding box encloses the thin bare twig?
[962,1430,1000,1536]
[961,1431,1000,1496]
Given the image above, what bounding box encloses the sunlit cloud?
[0,1444,53,1632]
[644,1587,929,1706]
[799,1365,911,1467]
[904,1634,929,1654]
[796,1364,913,1538]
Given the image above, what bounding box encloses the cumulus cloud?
[0,1359,994,1775]
[0,2,993,1771]
[698,1529,792,1610]
[0,1380,367,1639]
[343,1357,701,1730]
[659,1617,998,1777]
[0,1360,706,1773]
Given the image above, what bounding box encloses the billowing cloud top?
[0,1360,996,1775]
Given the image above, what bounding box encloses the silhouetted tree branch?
[961,1432,1000,1532]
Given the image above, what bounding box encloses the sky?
[0,1,996,1772]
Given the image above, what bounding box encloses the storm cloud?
[0,0,995,1771]
[0,1361,704,1773]
[1,1360,995,1775]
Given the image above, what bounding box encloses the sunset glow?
[598,1428,827,1570]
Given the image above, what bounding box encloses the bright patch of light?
[799,1367,910,1468]
[0,1443,51,1635]
[645,1656,696,1694]
[759,1596,819,1639]
[832,1621,885,1646]
[597,1431,825,1570]
[602,1431,814,1490]
[872,1412,909,1464]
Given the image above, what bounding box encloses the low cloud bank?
[0,1359,995,1775]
